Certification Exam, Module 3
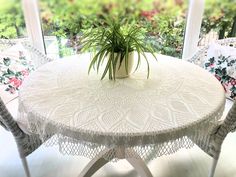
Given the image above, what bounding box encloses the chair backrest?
[216,102,236,140]
[0,39,18,52]
[21,41,53,68]
[188,37,236,67]
[0,38,53,68]
[0,39,50,134]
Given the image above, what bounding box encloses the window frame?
[21,0,204,60]
[21,0,46,65]
[182,0,205,60]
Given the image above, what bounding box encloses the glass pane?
[0,0,27,39]
[40,0,188,59]
[199,0,236,46]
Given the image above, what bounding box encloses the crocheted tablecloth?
[18,54,225,161]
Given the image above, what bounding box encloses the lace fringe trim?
[18,101,224,161]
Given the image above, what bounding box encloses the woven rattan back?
[189,38,236,67]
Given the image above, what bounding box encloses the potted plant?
[81,18,157,80]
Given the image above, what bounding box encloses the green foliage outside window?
[0,0,235,58]
[39,0,187,58]
[0,0,26,38]
[201,0,236,39]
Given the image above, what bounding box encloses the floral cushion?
[205,43,236,100]
[0,43,34,103]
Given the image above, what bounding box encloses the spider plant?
[81,18,157,80]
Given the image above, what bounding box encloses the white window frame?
[21,0,46,66]
[182,0,205,60]
[21,0,205,60]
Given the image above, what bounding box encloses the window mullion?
[183,0,205,60]
[21,0,46,66]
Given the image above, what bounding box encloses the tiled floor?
[0,100,235,177]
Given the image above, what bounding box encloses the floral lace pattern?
[205,55,236,100]
[18,55,225,161]
[0,51,34,94]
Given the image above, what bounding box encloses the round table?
[18,53,225,177]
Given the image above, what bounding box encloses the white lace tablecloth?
[17,54,225,161]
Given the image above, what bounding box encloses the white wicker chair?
[189,37,236,67]
[0,39,53,177]
[0,98,42,177]
[0,39,53,67]
[189,37,236,177]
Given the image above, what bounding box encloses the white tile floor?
[0,100,236,177]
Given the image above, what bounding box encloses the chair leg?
[21,157,31,177]
[208,158,218,177]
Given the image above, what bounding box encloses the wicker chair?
[0,39,53,67]
[189,37,236,67]
[189,37,236,177]
[0,39,52,177]
[0,98,42,177]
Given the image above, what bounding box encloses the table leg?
[78,148,153,177]
[126,149,153,177]
[78,148,115,177]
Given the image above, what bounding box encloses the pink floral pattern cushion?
[205,43,236,100]
[0,44,34,103]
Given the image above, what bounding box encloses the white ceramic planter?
[114,52,134,78]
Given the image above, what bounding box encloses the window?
[39,0,188,59]
[199,0,236,46]
[0,0,27,39]
[4,0,234,60]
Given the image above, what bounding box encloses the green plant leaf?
[97,48,107,73]
[142,52,150,79]
[125,45,129,74]
[81,16,158,80]
[88,52,100,74]
[101,55,112,80]
[135,47,141,72]
[112,52,120,79]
